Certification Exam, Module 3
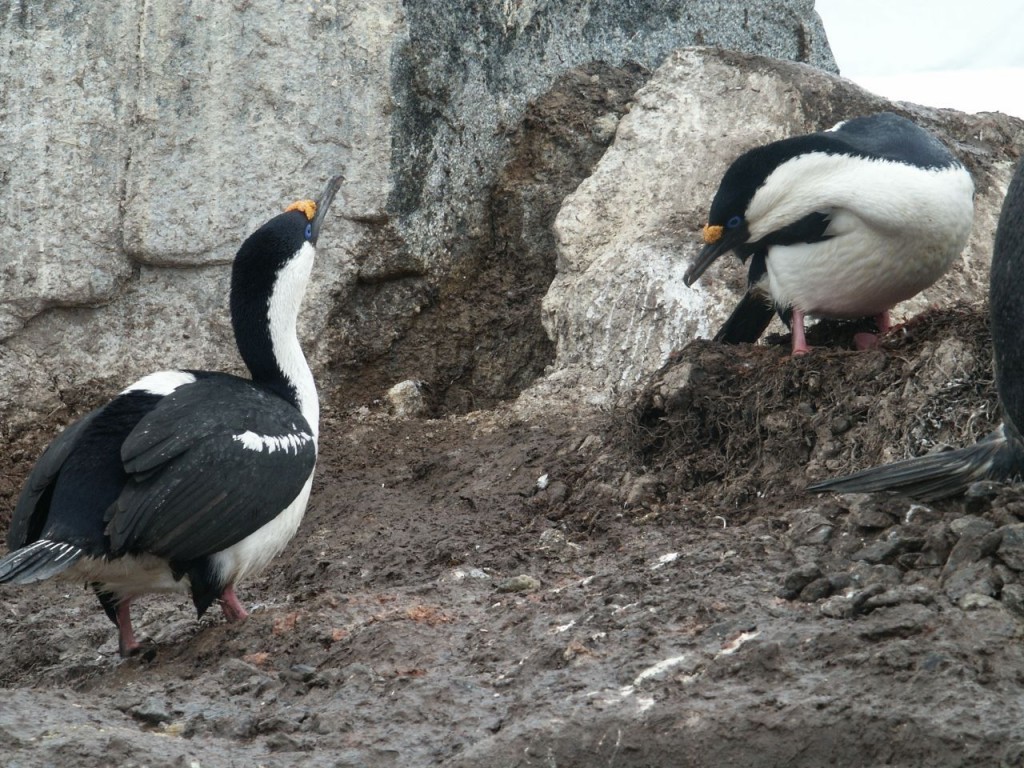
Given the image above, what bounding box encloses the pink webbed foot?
[853,332,881,350]
[219,584,249,623]
[853,311,892,351]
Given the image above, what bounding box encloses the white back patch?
[122,370,197,396]
[233,429,313,454]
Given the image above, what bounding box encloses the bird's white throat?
[268,241,320,441]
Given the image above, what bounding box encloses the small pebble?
[903,503,942,525]
[943,521,1000,574]
[819,585,885,619]
[919,522,953,567]
[386,380,427,418]
[849,506,899,530]
[287,664,317,682]
[851,535,922,565]
[847,562,902,590]
[496,575,541,593]
[130,698,173,725]
[798,577,833,603]
[861,585,935,611]
[787,510,834,546]
[942,559,1000,603]
[827,572,853,591]
[820,594,855,619]
[959,593,1000,611]
[949,515,996,539]
[449,567,490,581]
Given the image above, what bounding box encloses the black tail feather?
[808,428,1022,502]
[0,540,84,584]
[714,290,776,345]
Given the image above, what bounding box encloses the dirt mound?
[623,305,997,519]
[4,307,1024,767]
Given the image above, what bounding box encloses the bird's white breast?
[748,153,974,318]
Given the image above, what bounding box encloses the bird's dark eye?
[304,223,313,240]
[726,215,743,229]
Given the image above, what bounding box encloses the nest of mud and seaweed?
[622,304,999,519]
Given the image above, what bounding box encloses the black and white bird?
[684,113,974,355]
[809,159,1024,500]
[0,175,343,656]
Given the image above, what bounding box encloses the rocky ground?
[3,306,1024,766]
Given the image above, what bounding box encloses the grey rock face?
[0,1,834,426]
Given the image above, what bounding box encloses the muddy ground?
[3,306,1024,766]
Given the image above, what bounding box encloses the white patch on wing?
[232,429,313,454]
[122,370,197,396]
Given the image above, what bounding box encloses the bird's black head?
[685,137,822,287]
[234,175,343,274]
[232,175,343,298]
[684,149,769,286]
[230,175,343,397]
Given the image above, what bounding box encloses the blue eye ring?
[726,215,743,229]
[304,222,313,240]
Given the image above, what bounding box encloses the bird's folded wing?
[107,376,317,561]
[759,211,833,247]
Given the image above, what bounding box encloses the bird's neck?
[232,243,319,439]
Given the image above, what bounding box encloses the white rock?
[387,379,427,418]
[530,48,1018,410]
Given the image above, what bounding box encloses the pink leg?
[116,600,141,658]
[219,584,249,623]
[790,309,811,356]
[875,310,892,333]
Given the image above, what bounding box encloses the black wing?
[829,113,956,169]
[8,407,102,549]
[714,249,775,345]
[106,374,317,562]
[758,211,833,249]
[715,291,776,345]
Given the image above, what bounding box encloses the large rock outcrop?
[0,1,835,427]
[528,48,1024,410]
